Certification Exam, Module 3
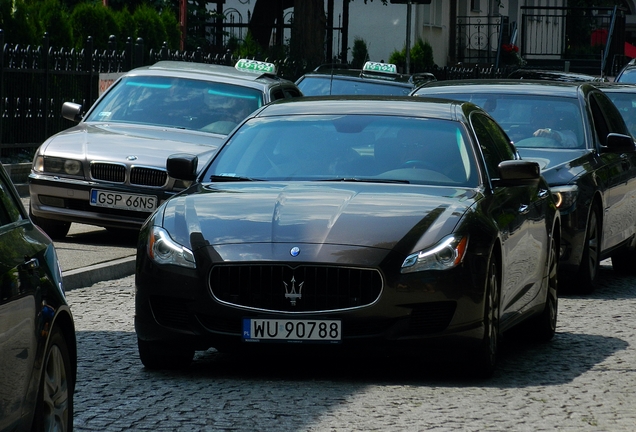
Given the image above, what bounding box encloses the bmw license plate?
[90,189,157,212]
[243,318,341,343]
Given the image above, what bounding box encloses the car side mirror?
[493,160,541,187]
[167,154,198,181]
[604,133,636,153]
[61,102,83,122]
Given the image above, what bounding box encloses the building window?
[471,0,481,12]
[422,0,443,26]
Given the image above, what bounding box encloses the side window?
[590,92,630,140]
[271,89,285,101]
[0,175,22,227]
[283,87,302,98]
[471,113,515,179]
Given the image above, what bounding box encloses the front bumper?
[29,174,175,229]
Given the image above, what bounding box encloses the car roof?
[507,68,607,82]
[253,95,470,121]
[413,79,591,98]
[124,60,294,88]
[592,82,636,92]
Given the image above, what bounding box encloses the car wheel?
[137,338,194,370]
[33,326,74,432]
[576,204,600,294]
[529,234,559,342]
[472,257,500,378]
[29,208,71,239]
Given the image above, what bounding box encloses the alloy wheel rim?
[43,345,70,432]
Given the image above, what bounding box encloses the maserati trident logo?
[283,276,303,306]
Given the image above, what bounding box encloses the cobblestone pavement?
[68,260,636,431]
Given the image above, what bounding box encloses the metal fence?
[0,30,516,159]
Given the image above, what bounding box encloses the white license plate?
[243,318,341,343]
[90,189,157,212]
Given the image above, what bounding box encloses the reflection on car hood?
[40,123,225,171]
[161,182,477,253]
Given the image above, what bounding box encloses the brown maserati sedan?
[134,96,560,377]
[28,59,302,239]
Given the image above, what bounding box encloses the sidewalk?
[9,164,137,291]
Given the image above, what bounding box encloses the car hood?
[517,148,590,181]
[160,182,477,254]
[40,123,225,171]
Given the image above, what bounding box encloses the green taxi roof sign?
[235,59,277,75]
[362,61,397,74]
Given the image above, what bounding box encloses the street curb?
[63,256,136,291]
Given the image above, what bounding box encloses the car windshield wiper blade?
[318,177,410,184]
[209,174,262,182]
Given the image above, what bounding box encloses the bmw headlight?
[34,156,84,177]
[401,235,468,273]
[551,185,578,211]
[148,226,196,268]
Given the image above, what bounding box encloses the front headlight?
[34,156,84,177]
[148,226,196,268]
[401,235,468,273]
[551,185,578,211]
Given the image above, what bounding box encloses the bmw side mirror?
[61,102,83,122]
[604,133,636,153]
[493,160,540,187]
[167,154,199,181]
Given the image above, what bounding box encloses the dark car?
[135,96,560,377]
[296,61,436,96]
[0,163,76,431]
[412,80,636,292]
[507,68,608,82]
[28,59,303,239]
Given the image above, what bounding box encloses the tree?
[290,0,325,69]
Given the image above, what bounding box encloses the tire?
[472,257,500,378]
[138,338,194,370]
[29,208,71,240]
[529,234,559,342]
[32,326,74,432]
[575,204,601,294]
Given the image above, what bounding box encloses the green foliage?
[69,2,118,50]
[37,0,73,47]
[232,32,262,58]
[351,37,369,69]
[159,7,180,50]
[133,4,167,50]
[113,6,136,47]
[388,38,434,73]
[0,0,38,45]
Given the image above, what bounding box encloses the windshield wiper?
[318,177,410,184]
[209,175,262,182]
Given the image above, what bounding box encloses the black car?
[507,68,607,82]
[135,96,560,377]
[296,61,435,96]
[29,59,302,239]
[412,80,636,292]
[0,163,76,431]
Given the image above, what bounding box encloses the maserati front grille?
[209,264,383,313]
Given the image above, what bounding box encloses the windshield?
[85,76,264,134]
[202,115,478,187]
[419,92,585,149]
[297,76,412,96]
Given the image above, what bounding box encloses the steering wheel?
[401,159,438,171]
